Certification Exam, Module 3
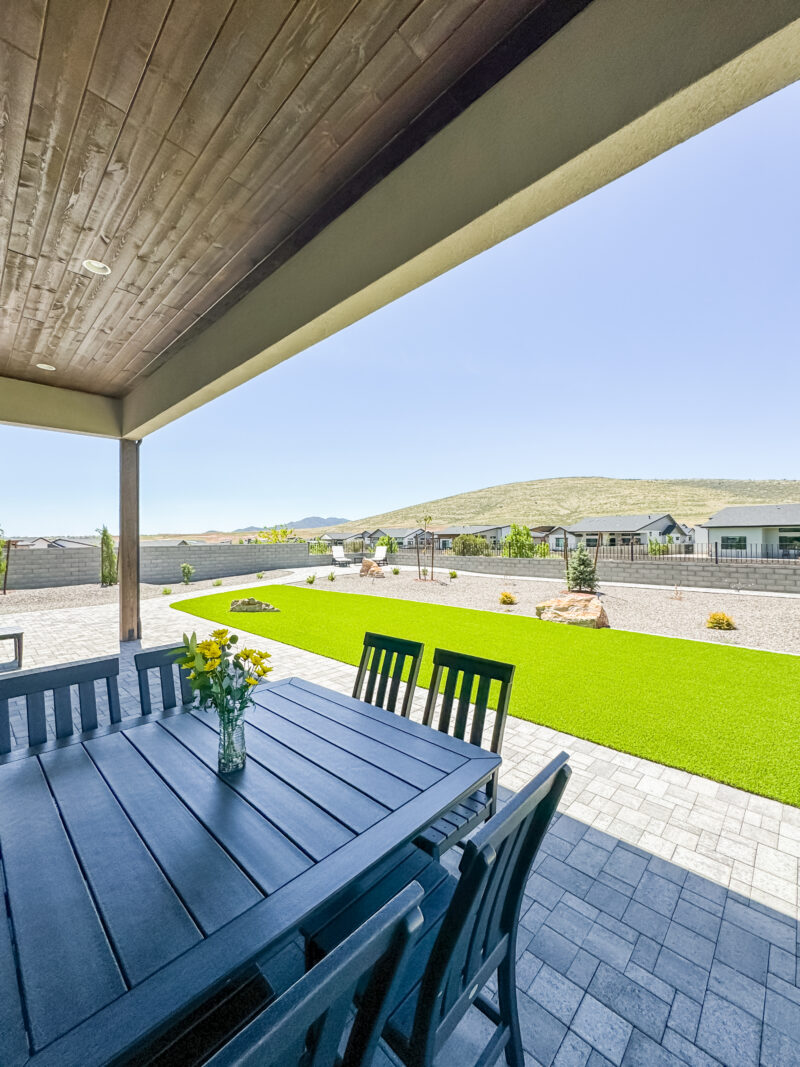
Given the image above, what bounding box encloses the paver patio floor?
[3,566,799,1065]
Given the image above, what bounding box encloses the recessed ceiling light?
[82,259,111,276]
[36,363,56,371]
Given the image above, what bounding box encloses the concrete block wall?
[388,552,800,594]
[4,543,327,590]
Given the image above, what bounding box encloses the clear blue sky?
[2,81,799,536]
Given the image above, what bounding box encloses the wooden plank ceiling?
[0,0,559,398]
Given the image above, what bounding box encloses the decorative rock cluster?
[230,597,279,612]
[360,558,385,578]
[535,593,609,629]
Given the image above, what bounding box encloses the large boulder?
[360,558,384,577]
[535,593,609,628]
[230,597,278,612]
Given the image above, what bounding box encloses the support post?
[119,439,141,642]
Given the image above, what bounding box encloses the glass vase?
[218,703,246,774]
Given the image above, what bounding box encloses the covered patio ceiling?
[1,0,799,441]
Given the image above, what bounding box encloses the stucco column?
[119,439,141,642]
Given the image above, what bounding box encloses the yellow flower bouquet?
[175,629,272,773]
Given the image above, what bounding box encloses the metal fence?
[399,541,800,564]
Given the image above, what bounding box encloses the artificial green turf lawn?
[173,585,800,806]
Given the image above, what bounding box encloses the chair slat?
[469,674,492,747]
[26,691,47,747]
[52,687,74,738]
[107,675,122,725]
[453,672,474,742]
[353,633,424,718]
[159,663,177,710]
[0,698,11,754]
[77,681,98,732]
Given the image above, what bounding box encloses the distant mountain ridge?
[318,477,800,533]
[222,517,350,533]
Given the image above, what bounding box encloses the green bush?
[377,534,398,552]
[502,524,535,558]
[449,570,457,579]
[566,543,597,592]
[499,591,517,605]
[533,542,550,558]
[180,562,195,585]
[306,574,316,584]
[328,571,336,582]
[98,524,118,586]
[162,587,172,595]
[256,571,264,578]
[212,579,222,587]
[707,612,736,630]
[392,567,400,575]
[421,566,428,577]
[308,540,329,555]
[452,534,491,556]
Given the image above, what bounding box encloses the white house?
[433,525,511,550]
[567,514,692,548]
[546,527,576,552]
[697,504,800,558]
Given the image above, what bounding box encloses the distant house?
[567,514,692,548]
[696,504,800,557]
[15,536,97,549]
[368,528,420,548]
[141,538,205,548]
[433,525,511,550]
[546,527,575,552]
[14,537,53,549]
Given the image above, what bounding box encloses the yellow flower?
[211,628,229,643]
[205,658,220,672]
[245,677,259,686]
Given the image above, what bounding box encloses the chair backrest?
[374,545,387,562]
[332,545,346,559]
[206,882,424,1067]
[353,632,424,718]
[134,644,194,716]
[422,648,514,755]
[0,656,121,755]
[411,754,570,1059]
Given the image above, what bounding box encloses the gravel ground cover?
[0,571,292,616]
[174,583,800,804]
[301,568,800,655]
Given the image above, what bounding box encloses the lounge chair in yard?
[331,545,350,567]
[373,544,388,565]
[307,754,570,1067]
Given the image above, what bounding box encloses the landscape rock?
[360,559,384,577]
[535,593,609,628]
[230,597,279,612]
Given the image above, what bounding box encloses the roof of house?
[370,528,419,538]
[701,504,800,528]
[568,514,671,533]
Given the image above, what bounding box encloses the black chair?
[0,656,120,755]
[309,754,570,1067]
[353,632,424,718]
[415,649,514,859]
[205,882,424,1067]
[134,644,194,716]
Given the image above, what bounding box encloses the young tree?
[416,513,432,579]
[502,523,535,558]
[377,534,398,552]
[98,525,118,586]
[566,542,597,592]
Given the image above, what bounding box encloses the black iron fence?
[395,541,800,564]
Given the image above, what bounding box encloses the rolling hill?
[314,478,800,534]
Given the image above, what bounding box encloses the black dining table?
[0,675,500,1067]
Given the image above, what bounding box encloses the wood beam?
[119,439,141,643]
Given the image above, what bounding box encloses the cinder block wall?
[4,544,327,590]
[387,552,800,594]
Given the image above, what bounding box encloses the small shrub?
[499,591,517,605]
[377,534,399,552]
[328,571,336,582]
[306,574,316,584]
[180,562,195,585]
[566,543,597,592]
[452,533,491,556]
[212,579,222,587]
[449,570,457,579]
[98,524,118,586]
[707,612,736,630]
[162,587,172,595]
[392,567,399,575]
[533,541,550,558]
[256,571,264,579]
[421,566,428,577]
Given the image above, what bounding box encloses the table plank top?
[0,676,500,1066]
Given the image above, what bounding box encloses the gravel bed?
[307,569,800,655]
[0,571,293,616]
